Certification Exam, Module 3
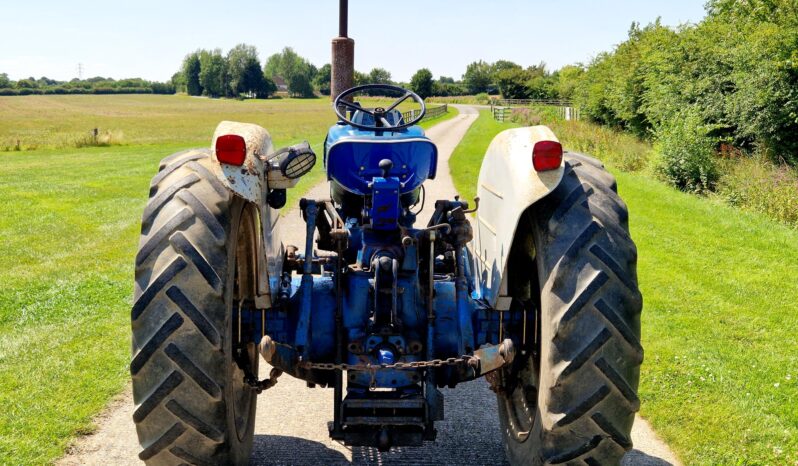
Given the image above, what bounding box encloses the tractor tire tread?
[499,155,642,466]
[132,148,252,465]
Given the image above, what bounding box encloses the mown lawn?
[450,111,798,465]
[0,95,456,464]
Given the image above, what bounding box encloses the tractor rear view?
[130,84,642,465]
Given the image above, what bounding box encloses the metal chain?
[298,355,478,372]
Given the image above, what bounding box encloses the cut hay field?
[0,94,454,464]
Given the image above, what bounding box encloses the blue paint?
[369,176,401,230]
[324,124,437,196]
[377,347,395,365]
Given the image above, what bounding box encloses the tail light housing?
[533,140,563,172]
[215,134,246,166]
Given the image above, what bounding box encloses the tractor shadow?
[250,435,349,465]
[250,380,674,465]
[250,380,508,465]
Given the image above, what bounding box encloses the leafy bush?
[474,92,489,104]
[718,156,798,227]
[654,108,718,193]
[574,3,798,165]
[549,119,653,172]
[410,68,433,99]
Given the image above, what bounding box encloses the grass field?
[0,94,456,464]
[449,111,798,465]
[0,94,453,151]
[0,94,336,150]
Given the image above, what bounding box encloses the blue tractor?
[131,84,642,465]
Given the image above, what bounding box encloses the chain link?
[298,355,478,372]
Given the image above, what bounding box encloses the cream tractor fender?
[470,125,564,310]
[209,121,304,309]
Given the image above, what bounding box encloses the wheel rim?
[501,349,540,443]
[230,205,259,442]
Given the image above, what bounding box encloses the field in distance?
[0,94,340,150]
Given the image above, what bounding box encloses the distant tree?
[410,68,434,98]
[525,73,556,99]
[37,76,59,86]
[171,71,186,93]
[227,43,260,96]
[556,65,584,100]
[239,57,275,97]
[199,49,227,97]
[526,62,548,79]
[306,63,319,83]
[438,76,455,84]
[16,78,38,89]
[256,73,277,98]
[368,67,392,85]
[264,47,308,83]
[432,81,467,96]
[491,60,522,75]
[0,73,11,88]
[495,68,530,99]
[353,70,369,86]
[313,64,331,95]
[288,71,315,98]
[463,60,492,94]
[182,52,203,96]
[263,54,280,79]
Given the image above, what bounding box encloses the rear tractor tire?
[131,149,260,465]
[497,153,643,465]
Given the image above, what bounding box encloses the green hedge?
[574,1,798,165]
[0,85,175,96]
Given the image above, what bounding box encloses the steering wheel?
[334,84,426,131]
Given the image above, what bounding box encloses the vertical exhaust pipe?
[331,0,354,101]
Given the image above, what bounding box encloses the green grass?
[451,111,798,465]
[419,104,458,129]
[449,110,515,203]
[0,94,336,150]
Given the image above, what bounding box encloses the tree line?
[570,0,798,190]
[173,43,573,101]
[0,74,174,96]
[0,44,571,101]
[405,61,569,100]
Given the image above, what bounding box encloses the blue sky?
[1,0,706,83]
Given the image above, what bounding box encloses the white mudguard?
[471,126,564,309]
[209,121,300,309]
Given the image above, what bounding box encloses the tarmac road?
[59,106,680,466]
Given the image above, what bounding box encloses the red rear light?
[215,134,246,165]
[533,140,563,172]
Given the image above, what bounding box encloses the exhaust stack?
[331,0,354,101]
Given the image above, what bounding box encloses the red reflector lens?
[215,134,246,166]
[533,140,563,172]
